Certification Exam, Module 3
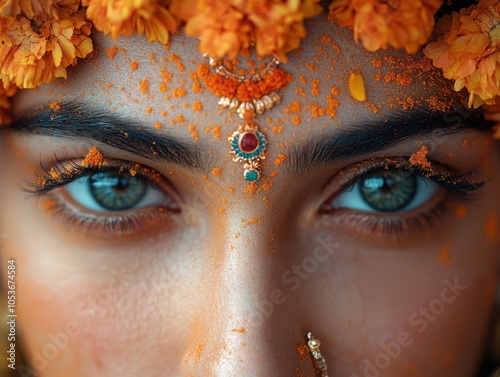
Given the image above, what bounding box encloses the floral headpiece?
[0,0,499,176]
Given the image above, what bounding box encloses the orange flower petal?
[0,2,93,89]
[84,0,181,45]
[182,0,322,59]
[423,0,500,108]
[329,0,443,53]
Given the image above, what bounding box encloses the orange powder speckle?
[409,145,431,169]
[384,71,413,87]
[326,94,339,119]
[170,114,186,124]
[192,79,204,93]
[212,125,221,139]
[140,78,149,94]
[286,99,301,113]
[106,45,118,59]
[232,328,245,334]
[159,82,169,92]
[305,62,317,71]
[270,170,278,178]
[311,79,320,96]
[37,176,47,188]
[274,154,287,166]
[371,59,383,68]
[299,75,307,85]
[261,183,273,192]
[246,216,264,226]
[226,186,234,193]
[308,103,326,118]
[161,111,167,117]
[173,86,187,98]
[211,167,223,177]
[244,182,258,196]
[188,124,199,140]
[49,101,60,110]
[320,34,332,43]
[365,102,379,114]
[81,146,104,167]
[292,115,301,125]
[192,343,204,362]
[130,61,139,71]
[272,125,284,134]
[129,169,137,177]
[160,69,173,83]
[485,213,499,243]
[193,100,203,112]
[295,87,306,97]
[262,196,271,205]
[438,246,453,269]
[43,199,58,211]
[146,107,152,115]
[170,53,185,71]
[453,204,468,219]
[154,122,163,130]
[426,96,452,112]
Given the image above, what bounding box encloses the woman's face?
[1,14,499,377]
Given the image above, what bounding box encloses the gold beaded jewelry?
[307,331,329,377]
[197,54,292,182]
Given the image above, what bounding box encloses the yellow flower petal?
[348,71,366,102]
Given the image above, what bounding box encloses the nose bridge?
[180,209,316,376]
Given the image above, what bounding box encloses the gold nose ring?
[307,332,329,377]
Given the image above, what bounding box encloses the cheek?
[17,273,179,375]
[330,266,495,376]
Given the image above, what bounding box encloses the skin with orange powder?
[0,11,499,377]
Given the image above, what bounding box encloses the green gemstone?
[245,170,259,182]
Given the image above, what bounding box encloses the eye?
[28,157,181,238]
[319,157,485,238]
[66,171,169,212]
[332,170,439,213]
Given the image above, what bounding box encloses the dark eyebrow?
[6,101,213,173]
[285,106,492,177]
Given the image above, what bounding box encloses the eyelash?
[26,155,486,240]
[319,157,485,238]
[26,156,178,238]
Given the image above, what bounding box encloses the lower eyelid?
[39,193,178,239]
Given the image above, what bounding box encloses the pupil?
[360,171,417,212]
[89,171,147,211]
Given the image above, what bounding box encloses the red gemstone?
[239,132,259,153]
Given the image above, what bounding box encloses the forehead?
[11,14,458,144]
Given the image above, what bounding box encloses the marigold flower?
[1,0,51,19]
[0,83,17,125]
[0,1,93,89]
[0,0,77,19]
[179,0,322,60]
[328,0,443,53]
[424,0,500,108]
[83,0,181,45]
